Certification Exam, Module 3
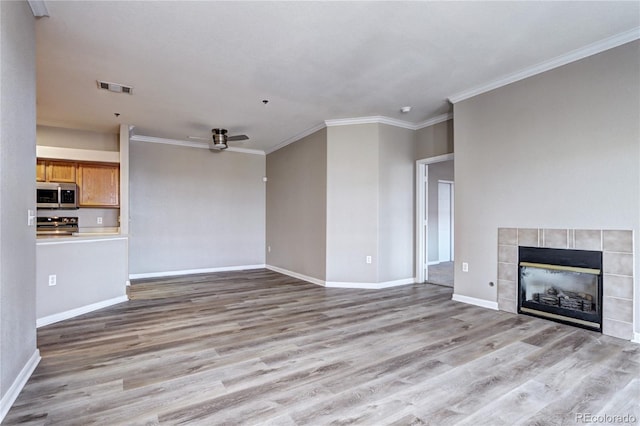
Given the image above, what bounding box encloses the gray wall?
[36,239,127,320]
[266,128,327,280]
[129,142,266,274]
[0,0,37,404]
[264,120,447,285]
[324,123,416,284]
[427,159,454,262]
[453,39,640,323]
[37,125,119,151]
[416,119,453,160]
[326,124,380,283]
[378,124,415,282]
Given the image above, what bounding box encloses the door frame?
[415,153,454,283]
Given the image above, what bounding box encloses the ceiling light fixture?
[400,106,412,113]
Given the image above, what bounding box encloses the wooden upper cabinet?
[47,161,76,183]
[36,159,77,183]
[77,163,120,208]
[36,159,46,182]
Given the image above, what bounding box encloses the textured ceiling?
[34,1,640,152]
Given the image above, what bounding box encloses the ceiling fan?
[212,128,250,151]
[189,128,249,151]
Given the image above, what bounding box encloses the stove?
[36,216,79,236]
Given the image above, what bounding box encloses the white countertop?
[37,228,127,244]
[73,227,120,236]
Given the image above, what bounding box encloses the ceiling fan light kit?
[211,128,228,150]
[209,128,249,151]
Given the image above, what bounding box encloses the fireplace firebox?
[518,246,602,332]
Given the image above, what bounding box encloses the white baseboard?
[37,295,129,328]
[632,332,640,345]
[452,293,499,310]
[129,264,266,280]
[0,349,40,423]
[265,265,415,290]
[265,265,325,287]
[326,278,415,289]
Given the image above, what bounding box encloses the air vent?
[97,80,133,95]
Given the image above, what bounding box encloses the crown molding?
[325,115,417,130]
[265,122,326,155]
[133,113,453,157]
[325,114,453,131]
[226,146,266,155]
[266,113,454,155]
[131,134,211,149]
[414,113,453,130]
[130,134,265,155]
[449,27,640,104]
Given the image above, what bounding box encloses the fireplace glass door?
[518,247,602,331]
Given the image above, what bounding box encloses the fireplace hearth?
[518,246,602,332]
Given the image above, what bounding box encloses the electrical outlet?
[462,262,469,272]
[268,246,271,253]
[27,209,35,226]
[48,275,57,286]
[366,256,372,264]
[97,217,103,225]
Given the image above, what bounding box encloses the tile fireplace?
[498,228,634,340]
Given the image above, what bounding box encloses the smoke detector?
[97,80,133,94]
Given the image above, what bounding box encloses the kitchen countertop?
[73,226,120,235]
[37,228,126,243]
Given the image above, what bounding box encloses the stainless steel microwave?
[36,182,78,209]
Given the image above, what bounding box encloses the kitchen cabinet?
[77,163,120,208]
[37,159,76,183]
[36,159,46,182]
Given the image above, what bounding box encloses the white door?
[438,181,454,262]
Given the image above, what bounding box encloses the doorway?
[416,154,454,286]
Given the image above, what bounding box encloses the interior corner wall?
[128,142,265,275]
[378,124,415,282]
[326,124,379,283]
[266,128,327,280]
[0,0,37,406]
[415,119,453,160]
[453,40,640,317]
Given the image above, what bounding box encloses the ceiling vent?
[97,80,133,94]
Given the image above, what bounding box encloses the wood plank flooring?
[4,269,639,425]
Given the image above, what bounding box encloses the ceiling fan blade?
[187,136,209,141]
[228,134,249,141]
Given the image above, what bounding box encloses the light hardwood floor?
[5,269,639,425]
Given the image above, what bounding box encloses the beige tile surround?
[498,228,634,340]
